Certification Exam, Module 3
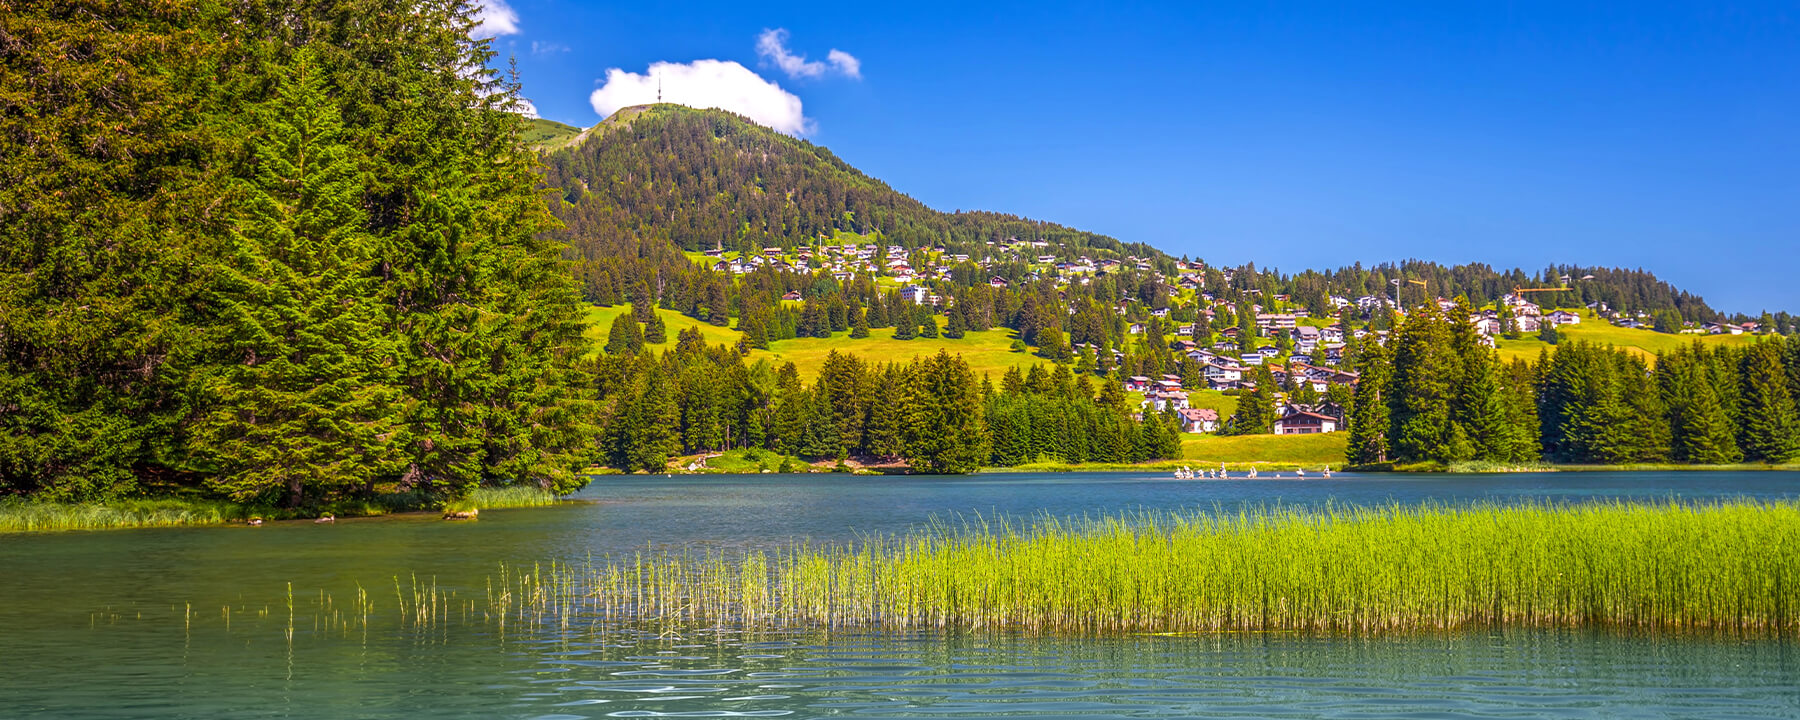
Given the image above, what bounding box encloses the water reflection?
[4,471,1799,718]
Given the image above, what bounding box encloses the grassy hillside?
[522,117,582,150]
[583,305,742,354]
[766,321,1042,378]
[1186,389,1240,418]
[1495,310,1761,364]
[1179,432,1348,468]
[585,305,1050,379]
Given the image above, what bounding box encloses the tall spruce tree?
[606,313,643,354]
[1224,364,1277,435]
[901,351,988,473]
[1737,342,1800,462]
[862,364,906,458]
[192,49,396,506]
[1661,344,1742,464]
[849,307,870,338]
[1455,347,1513,463]
[1345,338,1392,465]
[643,311,667,344]
[1388,305,1460,462]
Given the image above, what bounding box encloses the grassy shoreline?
[499,501,1800,635]
[1361,460,1800,474]
[0,485,564,534]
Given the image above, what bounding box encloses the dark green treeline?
[1348,303,1800,466]
[0,1,596,505]
[594,331,1178,474]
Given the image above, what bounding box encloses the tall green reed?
[485,501,1799,635]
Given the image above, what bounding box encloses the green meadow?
[582,305,743,354]
[1495,310,1761,364]
[765,322,1039,379]
[584,305,1042,379]
[2,486,564,534]
[1179,432,1347,469]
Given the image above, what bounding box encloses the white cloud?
[756,28,861,80]
[514,98,540,119]
[472,0,520,39]
[827,49,861,80]
[590,60,811,135]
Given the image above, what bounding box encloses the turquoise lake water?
[2,471,1797,718]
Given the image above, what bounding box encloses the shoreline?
[638,455,1800,476]
[0,486,562,535]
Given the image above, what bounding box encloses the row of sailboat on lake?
[1172,465,1332,479]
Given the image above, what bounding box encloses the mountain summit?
[538,104,1162,262]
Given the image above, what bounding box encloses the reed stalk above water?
[508,501,1798,635]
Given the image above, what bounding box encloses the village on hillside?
[690,237,1768,439]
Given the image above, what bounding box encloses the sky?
[478,1,1798,314]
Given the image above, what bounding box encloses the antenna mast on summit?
[657,76,663,103]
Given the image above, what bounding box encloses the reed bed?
[465,501,1800,636]
[453,485,562,511]
[0,498,243,533]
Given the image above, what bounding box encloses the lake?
[3,471,1797,718]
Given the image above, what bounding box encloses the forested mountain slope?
[539,104,1167,259]
[538,105,1756,322]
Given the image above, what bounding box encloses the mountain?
[522,118,582,150]
[539,104,1168,262]
[535,105,1756,323]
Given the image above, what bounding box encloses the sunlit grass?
[1179,432,1347,468]
[0,497,245,533]
[471,501,1800,635]
[443,486,562,513]
[765,322,1039,379]
[1494,309,1761,365]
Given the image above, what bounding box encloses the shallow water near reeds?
[3,470,1799,718]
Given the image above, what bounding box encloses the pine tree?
[193,48,396,506]
[606,313,643,355]
[1663,345,1742,464]
[1098,373,1128,413]
[944,306,968,338]
[643,311,667,344]
[1738,342,1800,462]
[901,351,989,473]
[1503,359,1542,461]
[892,315,917,340]
[1074,347,1097,375]
[1388,305,1459,462]
[862,365,906,458]
[1225,365,1277,435]
[769,369,809,456]
[1457,348,1513,462]
[849,308,870,338]
[919,311,939,338]
[798,387,838,459]
[817,350,868,456]
[1345,339,1392,465]
[867,297,889,328]
[1000,365,1027,395]
[740,307,770,349]
[1785,336,1800,405]
[1611,354,1672,463]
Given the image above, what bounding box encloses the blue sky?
[481,1,1798,314]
